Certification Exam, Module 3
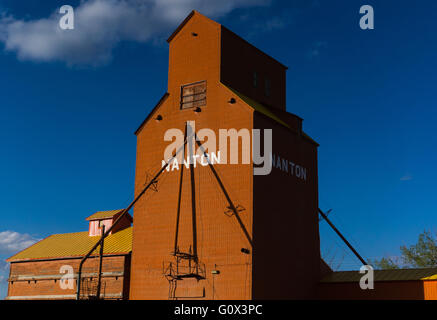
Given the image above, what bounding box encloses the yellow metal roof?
[7,227,132,262]
[86,209,125,221]
[321,268,437,283]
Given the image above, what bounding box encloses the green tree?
[400,230,437,268]
[371,257,399,270]
[372,230,437,269]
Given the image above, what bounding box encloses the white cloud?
[0,260,9,299]
[0,0,270,66]
[400,174,413,181]
[0,231,39,255]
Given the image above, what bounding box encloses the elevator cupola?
[86,209,133,237]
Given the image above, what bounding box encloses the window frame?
[180,80,207,110]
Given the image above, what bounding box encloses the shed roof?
[7,227,132,262]
[321,268,437,283]
[86,209,128,221]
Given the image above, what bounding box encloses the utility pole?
[96,224,105,299]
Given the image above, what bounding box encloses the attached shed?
[6,210,133,300]
[318,268,437,300]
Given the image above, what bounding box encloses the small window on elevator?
[265,78,271,97]
[181,81,207,109]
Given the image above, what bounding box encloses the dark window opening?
[253,71,258,88]
[265,78,271,97]
[181,81,207,109]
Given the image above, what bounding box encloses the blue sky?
[1,0,437,298]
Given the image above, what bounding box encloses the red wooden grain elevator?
[130,10,320,300]
[8,10,437,301]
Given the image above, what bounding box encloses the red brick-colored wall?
[252,113,320,299]
[7,255,130,300]
[111,213,133,235]
[130,11,320,300]
[130,13,254,300]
